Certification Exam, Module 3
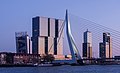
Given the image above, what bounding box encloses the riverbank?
[0,64,35,67]
[0,63,120,67]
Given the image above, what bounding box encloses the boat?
[38,63,53,67]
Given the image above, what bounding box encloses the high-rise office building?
[15,32,32,54]
[99,42,105,58]
[99,32,112,58]
[82,29,92,58]
[32,16,64,55]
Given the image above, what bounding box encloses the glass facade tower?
[15,32,32,54]
[83,29,92,59]
[99,32,112,58]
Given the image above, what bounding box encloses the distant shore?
[0,64,35,67]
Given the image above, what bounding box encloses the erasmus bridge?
[52,10,120,64]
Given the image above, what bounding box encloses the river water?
[0,65,120,73]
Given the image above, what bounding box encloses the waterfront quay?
[0,52,120,67]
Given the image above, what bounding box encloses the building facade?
[99,42,105,58]
[99,32,112,58]
[15,32,32,54]
[82,29,92,59]
[0,52,40,64]
[32,16,64,55]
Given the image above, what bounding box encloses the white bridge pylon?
[53,10,82,64]
[65,10,81,63]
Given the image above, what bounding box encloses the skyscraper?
[15,32,32,54]
[32,16,64,55]
[83,29,92,59]
[99,42,105,58]
[99,32,112,58]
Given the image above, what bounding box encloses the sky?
[0,0,120,53]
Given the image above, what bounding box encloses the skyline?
[0,0,120,53]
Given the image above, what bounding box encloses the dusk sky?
[0,0,120,53]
